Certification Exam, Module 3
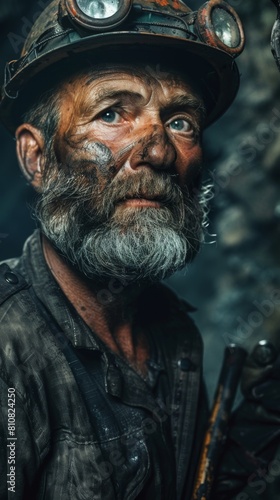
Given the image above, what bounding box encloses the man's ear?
[16,124,45,190]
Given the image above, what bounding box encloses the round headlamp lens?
[211,7,241,48]
[76,0,121,19]
[195,1,245,57]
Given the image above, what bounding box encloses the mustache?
[41,165,187,212]
[97,170,184,215]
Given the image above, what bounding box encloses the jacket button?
[4,272,19,285]
[178,358,195,372]
[252,340,278,366]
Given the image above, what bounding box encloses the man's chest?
[31,345,177,500]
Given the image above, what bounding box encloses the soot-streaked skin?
[16,61,207,374]
[61,138,114,179]
[53,65,205,195]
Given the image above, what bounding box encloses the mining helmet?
[0,0,245,133]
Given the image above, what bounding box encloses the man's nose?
[128,127,176,171]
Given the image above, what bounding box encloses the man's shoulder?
[0,260,63,396]
[0,260,30,310]
[0,233,38,313]
[0,260,43,357]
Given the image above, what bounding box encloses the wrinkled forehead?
[61,58,204,102]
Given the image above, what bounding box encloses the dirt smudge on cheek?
[59,128,139,187]
[79,141,114,174]
[61,133,118,182]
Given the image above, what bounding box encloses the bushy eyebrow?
[93,90,144,107]
[162,95,206,123]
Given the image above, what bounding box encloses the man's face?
[36,61,207,284]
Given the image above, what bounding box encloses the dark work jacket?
[213,337,280,500]
[0,230,208,500]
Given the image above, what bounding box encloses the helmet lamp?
[196,0,244,56]
[65,0,131,30]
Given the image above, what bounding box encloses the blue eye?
[169,118,192,133]
[100,110,120,123]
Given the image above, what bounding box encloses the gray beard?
[69,207,189,281]
[35,161,206,283]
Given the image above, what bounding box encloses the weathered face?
[35,62,207,284]
[54,64,204,189]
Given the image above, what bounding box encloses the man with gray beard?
[0,0,244,498]
[35,69,205,283]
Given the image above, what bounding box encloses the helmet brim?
[1,31,239,133]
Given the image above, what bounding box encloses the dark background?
[0,0,279,401]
